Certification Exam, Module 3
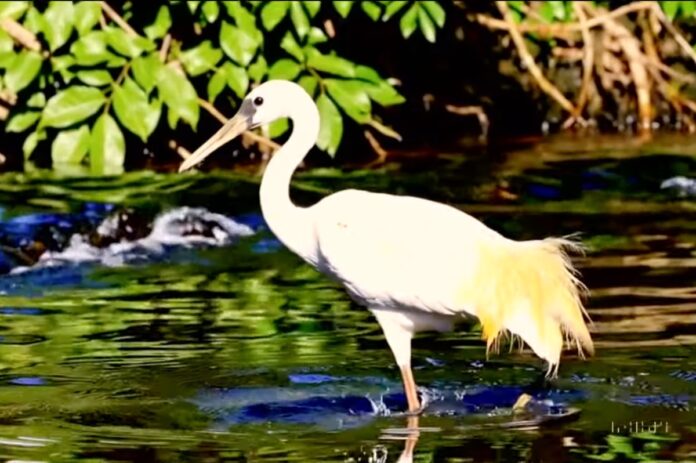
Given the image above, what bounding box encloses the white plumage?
[179,80,594,413]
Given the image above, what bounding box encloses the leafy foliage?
[0,1,448,174]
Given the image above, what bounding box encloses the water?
[0,134,695,462]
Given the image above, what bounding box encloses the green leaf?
[333,1,354,18]
[662,1,680,20]
[220,21,259,66]
[144,5,172,40]
[51,124,90,165]
[90,113,125,175]
[290,1,310,38]
[422,1,445,28]
[248,55,267,82]
[42,1,74,51]
[76,69,112,86]
[268,58,302,80]
[131,53,162,93]
[361,1,381,21]
[681,1,696,17]
[39,86,106,128]
[417,5,436,42]
[113,77,160,141]
[261,1,289,30]
[226,62,249,98]
[23,129,46,160]
[156,65,199,129]
[267,118,289,138]
[27,92,45,108]
[6,111,39,133]
[365,81,405,106]
[207,66,227,102]
[316,93,342,156]
[0,51,14,69]
[74,1,101,35]
[400,3,419,38]
[303,1,321,17]
[299,74,318,96]
[106,27,155,58]
[202,1,220,22]
[225,1,263,43]
[70,31,112,66]
[0,1,28,20]
[180,40,223,76]
[280,31,303,61]
[187,1,200,13]
[383,0,407,21]
[0,29,12,53]
[4,50,42,93]
[307,49,355,77]
[325,79,371,123]
[355,64,382,83]
[307,27,327,45]
[23,6,42,35]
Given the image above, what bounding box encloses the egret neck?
[259,91,320,264]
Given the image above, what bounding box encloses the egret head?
[179,80,308,172]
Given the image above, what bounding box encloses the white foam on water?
[11,207,254,273]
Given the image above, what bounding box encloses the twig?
[100,1,138,37]
[367,119,402,141]
[197,98,281,151]
[496,1,575,113]
[159,33,171,62]
[169,139,191,160]
[364,129,388,164]
[444,104,490,139]
[651,2,696,67]
[0,18,40,51]
[573,3,594,121]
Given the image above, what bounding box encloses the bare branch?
[100,1,138,37]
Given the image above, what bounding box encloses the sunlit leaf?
[307,27,327,44]
[207,65,227,102]
[418,6,436,42]
[131,53,162,93]
[0,1,28,20]
[280,31,303,61]
[226,62,249,98]
[202,1,220,22]
[247,55,267,82]
[333,1,353,18]
[76,69,112,86]
[220,21,259,66]
[268,58,302,80]
[27,92,45,108]
[317,93,342,156]
[51,124,90,165]
[662,1,680,20]
[144,5,172,40]
[4,50,41,93]
[225,1,263,43]
[382,0,407,21]
[187,1,200,13]
[422,0,445,28]
[0,29,11,53]
[90,113,125,175]
[361,1,381,21]
[113,77,160,141]
[106,27,155,58]
[303,1,321,17]
[307,49,355,77]
[70,31,112,66]
[156,65,199,129]
[6,111,39,133]
[400,3,419,38]
[325,78,371,123]
[39,86,106,128]
[23,129,46,159]
[289,1,309,38]
[74,1,101,35]
[365,81,405,106]
[261,1,288,30]
[23,6,42,34]
[180,40,223,76]
[42,1,74,51]
[299,74,318,96]
[268,118,289,138]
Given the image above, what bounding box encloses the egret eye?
[253,96,264,106]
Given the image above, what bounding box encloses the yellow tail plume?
[476,236,593,376]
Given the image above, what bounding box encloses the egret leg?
[371,309,422,413]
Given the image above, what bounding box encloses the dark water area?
[0,134,695,462]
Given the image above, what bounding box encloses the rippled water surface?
[0,134,695,462]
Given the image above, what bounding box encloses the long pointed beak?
[178,114,251,172]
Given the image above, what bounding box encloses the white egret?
[179,80,594,413]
